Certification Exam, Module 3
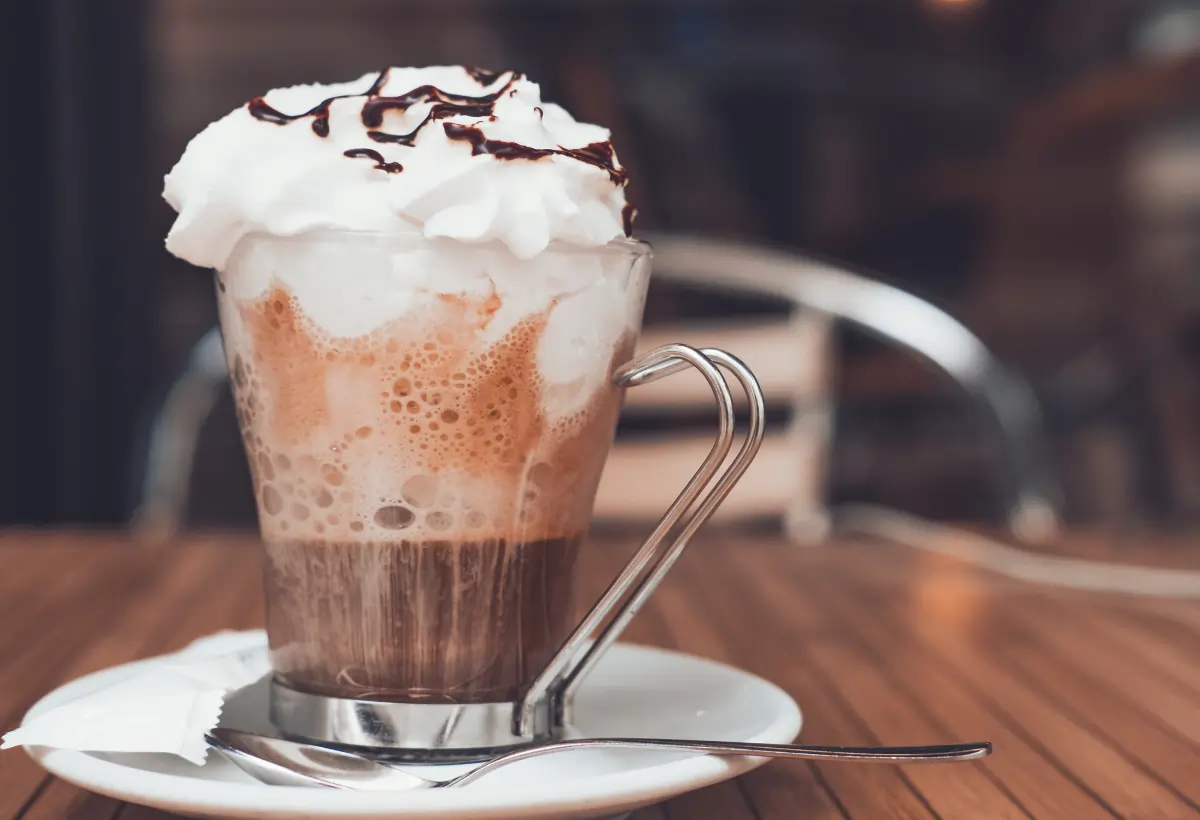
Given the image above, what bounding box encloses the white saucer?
[22,634,800,819]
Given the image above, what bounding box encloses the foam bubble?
[375,506,416,530]
[257,453,275,481]
[427,511,454,532]
[401,474,439,509]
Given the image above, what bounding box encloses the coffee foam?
[218,244,640,544]
[223,236,638,420]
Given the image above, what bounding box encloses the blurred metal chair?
[135,234,1061,543]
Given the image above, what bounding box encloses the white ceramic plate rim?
[23,642,801,818]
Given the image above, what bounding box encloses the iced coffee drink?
[163,67,646,704]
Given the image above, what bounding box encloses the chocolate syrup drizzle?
[247,97,337,137]
[559,141,628,186]
[466,66,506,85]
[441,122,555,161]
[622,203,637,237]
[366,101,496,147]
[442,124,627,186]
[361,87,508,128]
[247,68,627,188]
[248,69,392,137]
[343,148,403,174]
[361,74,516,146]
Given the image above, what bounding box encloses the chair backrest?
[602,233,1062,542]
[595,310,833,541]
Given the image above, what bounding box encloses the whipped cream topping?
[163,66,634,268]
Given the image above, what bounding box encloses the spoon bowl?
[207,730,431,791]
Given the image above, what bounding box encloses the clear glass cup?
[215,231,650,704]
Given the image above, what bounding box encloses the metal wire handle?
[559,349,766,713]
[515,344,766,735]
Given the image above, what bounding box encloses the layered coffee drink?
[215,234,643,703]
[163,66,646,705]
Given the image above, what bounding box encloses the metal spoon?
[207,728,991,790]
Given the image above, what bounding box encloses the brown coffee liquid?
[263,534,582,703]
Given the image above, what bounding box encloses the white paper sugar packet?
[2,630,269,765]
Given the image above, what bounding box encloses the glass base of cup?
[268,676,561,762]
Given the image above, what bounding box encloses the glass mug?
[215,231,763,759]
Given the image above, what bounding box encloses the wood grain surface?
[2,529,1199,819]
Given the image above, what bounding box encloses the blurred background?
[2,0,1198,535]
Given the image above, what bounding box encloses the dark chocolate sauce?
[443,123,556,160]
[443,124,626,185]
[368,102,496,146]
[344,148,404,174]
[465,66,506,85]
[622,203,637,236]
[366,130,414,146]
[567,141,615,166]
[365,68,391,96]
[309,101,332,137]
[248,69,390,137]
[248,98,306,126]
[361,86,440,128]
[559,141,627,185]
[361,77,516,127]
[431,101,496,119]
[248,96,334,136]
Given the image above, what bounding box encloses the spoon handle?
[447,738,991,787]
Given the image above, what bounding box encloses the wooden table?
[3,530,1200,819]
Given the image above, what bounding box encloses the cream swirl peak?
[163,66,634,266]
